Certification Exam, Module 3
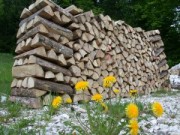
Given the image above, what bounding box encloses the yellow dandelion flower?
[66,98,72,104]
[75,81,89,91]
[128,119,139,135]
[152,102,164,117]
[103,76,116,88]
[129,90,138,97]
[113,89,120,94]
[100,102,108,112]
[52,96,62,109]
[91,93,103,102]
[126,103,139,119]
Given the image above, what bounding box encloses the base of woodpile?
[10,0,170,108]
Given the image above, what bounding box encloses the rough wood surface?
[19,5,54,26]
[12,64,44,78]
[28,55,72,76]
[17,24,48,44]
[9,96,42,108]
[14,47,46,59]
[20,8,32,19]
[11,88,47,97]
[33,16,73,40]
[65,5,83,15]
[28,77,73,94]
[31,33,73,58]
[45,71,55,79]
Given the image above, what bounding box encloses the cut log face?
[19,5,54,27]
[45,71,55,79]
[12,64,44,78]
[17,24,49,44]
[14,46,47,59]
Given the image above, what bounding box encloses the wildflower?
[91,93,103,102]
[129,90,138,97]
[152,102,164,117]
[100,102,108,112]
[103,76,116,88]
[52,96,62,109]
[113,89,120,94]
[66,98,72,104]
[75,81,89,91]
[126,103,139,119]
[128,119,139,135]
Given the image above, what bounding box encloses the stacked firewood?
[10,0,170,108]
[146,30,170,89]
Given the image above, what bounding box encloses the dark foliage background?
[0,0,179,67]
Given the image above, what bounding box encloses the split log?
[68,23,80,30]
[11,79,18,88]
[12,64,44,78]
[73,94,91,102]
[19,5,54,26]
[28,55,72,76]
[73,29,82,39]
[45,71,55,79]
[22,78,28,88]
[47,49,58,60]
[154,48,164,57]
[17,24,48,44]
[16,80,23,89]
[26,20,34,30]
[158,59,167,68]
[82,32,94,42]
[67,57,75,65]
[58,54,67,66]
[69,65,81,77]
[62,94,72,103]
[160,71,168,79]
[85,22,94,35]
[52,11,63,25]
[11,88,47,98]
[55,72,64,82]
[65,5,83,15]
[31,33,73,58]
[14,46,46,59]
[59,37,69,45]
[9,96,42,108]
[28,77,73,94]
[20,8,32,19]
[149,35,161,42]
[33,16,73,40]
[42,94,53,105]
[61,14,71,24]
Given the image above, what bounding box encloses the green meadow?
[0,53,13,95]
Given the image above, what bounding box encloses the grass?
[0,53,13,95]
[151,89,180,97]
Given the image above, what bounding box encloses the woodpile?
[10,0,170,108]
